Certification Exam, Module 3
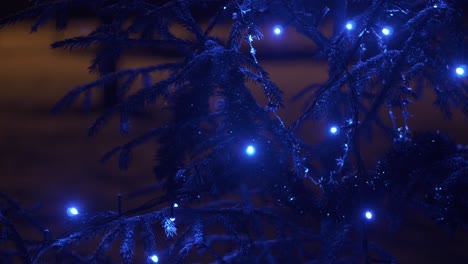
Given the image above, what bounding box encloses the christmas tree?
[1,0,467,263]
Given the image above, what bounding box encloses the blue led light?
[455,66,465,76]
[169,217,176,222]
[364,211,373,220]
[329,126,339,135]
[273,25,283,35]
[381,27,391,36]
[173,203,179,208]
[245,145,256,156]
[346,22,354,30]
[67,207,79,217]
[150,255,159,263]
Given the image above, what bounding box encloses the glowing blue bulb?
[433,4,438,8]
[170,217,176,222]
[365,211,373,220]
[245,145,256,156]
[329,126,339,135]
[150,255,159,263]
[381,27,391,36]
[346,22,354,30]
[173,203,179,208]
[273,25,283,35]
[455,67,465,76]
[67,207,79,216]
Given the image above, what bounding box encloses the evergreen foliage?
[1,0,467,263]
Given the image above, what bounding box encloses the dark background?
[1,1,467,263]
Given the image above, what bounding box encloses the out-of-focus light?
[173,203,179,208]
[433,4,438,8]
[455,66,465,76]
[150,255,159,263]
[245,145,256,156]
[381,27,391,36]
[169,217,176,222]
[273,25,283,35]
[346,22,354,30]
[330,126,339,135]
[67,207,79,217]
[364,211,373,220]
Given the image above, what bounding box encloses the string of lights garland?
[53,6,464,262]
[56,0,466,261]
[0,1,466,263]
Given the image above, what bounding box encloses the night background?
[0,0,467,263]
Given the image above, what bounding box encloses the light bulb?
[67,207,79,216]
[455,66,465,76]
[245,145,256,156]
[346,22,354,30]
[364,210,373,220]
[273,25,283,35]
[329,126,339,135]
[150,255,159,263]
[381,27,391,36]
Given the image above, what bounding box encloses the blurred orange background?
[0,16,467,263]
